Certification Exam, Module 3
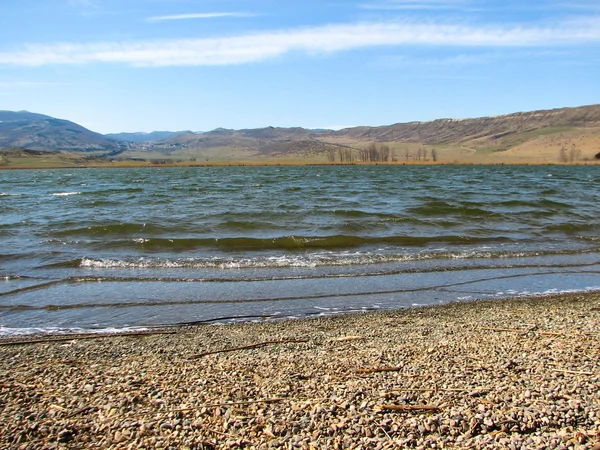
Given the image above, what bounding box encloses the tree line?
[558,144,581,162]
[327,143,438,163]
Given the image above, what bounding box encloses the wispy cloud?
[1,17,599,67]
[378,52,497,67]
[146,12,257,22]
[377,49,572,67]
[362,0,600,13]
[361,0,472,10]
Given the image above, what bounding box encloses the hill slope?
[327,104,600,144]
[139,104,600,163]
[0,110,118,152]
[2,104,599,164]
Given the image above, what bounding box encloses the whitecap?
[0,325,149,337]
[51,192,81,196]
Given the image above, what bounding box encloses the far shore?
[1,159,599,170]
[2,291,599,448]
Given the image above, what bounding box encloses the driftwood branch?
[392,387,468,392]
[331,336,364,342]
[376,404,440,412]
[478,327,534,333]
[64,406,96,419]
[357,366,403,374]
[171,398,284,412]
[0,330,177,346]
[190,339,309,359]
[552,369,595,376]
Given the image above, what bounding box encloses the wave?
[545,223,597,233]
[42,246,598,270]
[51,223,169,237]
[50,192,81,196]
[406,201,503,218]
[84,187,144,195]
[220,220,270,231]
[0,325,150,337]
[96,234,512,251]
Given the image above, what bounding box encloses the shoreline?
[2,292,599,448]
[1,159,599,170]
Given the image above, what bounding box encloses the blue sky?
[1,0,599,133]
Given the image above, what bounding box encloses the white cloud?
[147,12,257,22]
[377,49,569,67]
[1,18,599,67]
[362,0,600,12]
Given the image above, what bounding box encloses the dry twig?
[0,330,177,346]
[552,369,595,376]
[357,366,403,374]
[376,404,440,412]
[331,336,364,342]
[171,398,284,412]
[190,339,308,359]
[478,327,533,333]
[64,406,95,419]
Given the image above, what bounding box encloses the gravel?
[1,292,599,449]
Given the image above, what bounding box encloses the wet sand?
[1,292,599,449]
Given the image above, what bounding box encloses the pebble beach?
[1,293,599,449]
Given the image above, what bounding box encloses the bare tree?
[569,144,581,162]
[381,144,391,162]
[327,149,336,162]
[558,145,568,163]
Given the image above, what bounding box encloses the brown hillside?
[325,104,600,144]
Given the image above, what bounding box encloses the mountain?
[105,130,190,143]
[325,104,600,144]
[147,104,600,162]
[162,126,314,148]
[0,110,118,152]
[155,126,345,158]
[1,104,599,164]
[0,111,54,122]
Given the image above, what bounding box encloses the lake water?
[1,165,599,335]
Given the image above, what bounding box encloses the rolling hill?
[1,104,599,165]
[325,104,600,144]
[139,104,600,163]
[0,110,118,152]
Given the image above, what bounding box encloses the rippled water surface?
[1,165,599,334]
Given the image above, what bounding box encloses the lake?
[1,164,599,335]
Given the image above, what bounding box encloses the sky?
[1,0,599,134]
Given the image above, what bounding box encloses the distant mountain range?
[105,131,190,143]
[1,104,599,162]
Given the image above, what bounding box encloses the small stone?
[57,429,74,443]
